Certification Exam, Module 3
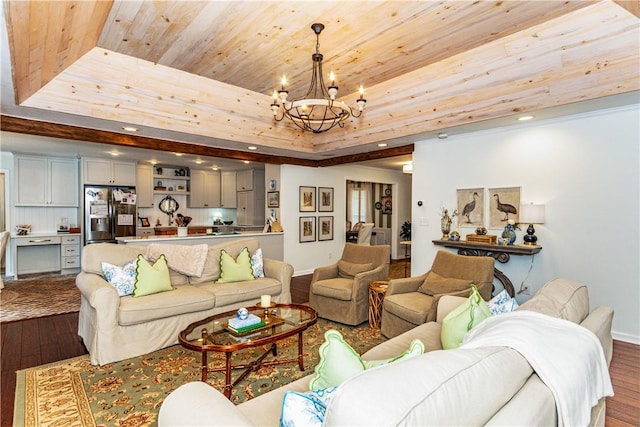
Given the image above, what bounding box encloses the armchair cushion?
[418,271,473,296]
[312,278,354,301]
[384,292,434,325]
[337,260,373,279]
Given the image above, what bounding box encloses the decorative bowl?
[223,221,234,225]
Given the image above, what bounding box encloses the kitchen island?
[116,231,284,260]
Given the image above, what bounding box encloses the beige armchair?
[309,243,390,325]
[381,250,494,338]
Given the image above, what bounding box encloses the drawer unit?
[60,234,81,274]
[137,227,154,236]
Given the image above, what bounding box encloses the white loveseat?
[77,238,293,365]
[158,278,614,426]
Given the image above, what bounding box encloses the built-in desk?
[12,233,81,279]
[432,239,542,296]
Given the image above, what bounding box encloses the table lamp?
[520,203,545,245]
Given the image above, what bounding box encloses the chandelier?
[270,23,366,133]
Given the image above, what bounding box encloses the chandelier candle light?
[271,23,366,133]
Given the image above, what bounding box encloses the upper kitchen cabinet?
[236,169,261,191]
[189,169,220,208]
[15,155,79,206]
[83,158,136,186]
[220,171,237,208]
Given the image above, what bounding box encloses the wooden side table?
[369,280,389,329]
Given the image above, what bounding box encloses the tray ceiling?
[1,0,638,163]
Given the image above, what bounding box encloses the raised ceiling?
[1,1,639,165]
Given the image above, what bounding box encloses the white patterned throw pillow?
[101,259,137,296]
[251,248,265,278]
[488,289,519,315]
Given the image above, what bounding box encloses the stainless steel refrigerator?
[84,186,136,243]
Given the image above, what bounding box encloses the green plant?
[400,220,411,241]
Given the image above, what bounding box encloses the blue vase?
[502,224,516,245]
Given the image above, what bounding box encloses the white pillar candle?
[261,295,271,307]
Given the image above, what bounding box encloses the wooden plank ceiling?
[2,0,639,162]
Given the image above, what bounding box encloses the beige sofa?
[158,278,614,426]
[77,238,293,365]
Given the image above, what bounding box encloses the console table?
[432,240,542,297]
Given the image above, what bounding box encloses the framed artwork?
[299,216,316,242]
[381,195,392,214]
[318,187,334,212]
[456,188,484,227]
[318,216,334,241]
[267,191,280,208]
[488,186,521,228]
[139,217,150,227]
[299,186,316,212]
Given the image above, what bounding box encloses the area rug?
[0,274,80,323]
[15,318,385,427]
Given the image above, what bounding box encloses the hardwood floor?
[2,274,639,427]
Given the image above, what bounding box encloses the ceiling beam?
[0,115,316,167]
[1,115,414,168]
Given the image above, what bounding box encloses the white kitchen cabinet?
[60,234,81,274]
[236,169,266,192]
[83,157,136,186]
[15,155,79,206]
[237,190,265,225]
[220,171,237,208]
[136,164,154,208]
[189,169,221,208]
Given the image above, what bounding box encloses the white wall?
[411,105,640,343]
[280,164,412,275]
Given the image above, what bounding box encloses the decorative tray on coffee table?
[223,315,285,337]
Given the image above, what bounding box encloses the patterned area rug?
[0,274,80,323]
[14,318,385,427]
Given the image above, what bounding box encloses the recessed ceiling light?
[122,126,138,132]
[150,160,158,165]
[212,166,219,171]
[243,160,250,164]
[109,151,120,156]
[377,143,388,147]
[248,146,258,150]
[518,115,534,121]
[194,159,203,164]
[437,132,448,139]
[175,153,183,157]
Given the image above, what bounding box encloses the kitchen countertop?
[116,231,282,243]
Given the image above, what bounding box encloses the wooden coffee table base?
[202,331,306,398]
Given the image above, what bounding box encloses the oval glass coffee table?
[178,303,317,399]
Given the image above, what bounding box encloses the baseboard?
[293,269,315,277]
[612,330,640,345]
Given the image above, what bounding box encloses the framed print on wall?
[456,188,484,227]
[318,187,334,212]
[318,216,334,241]
[267,191,280,208]
[488,186,520,228]
[299,186,316,212]
[299,216,316,242]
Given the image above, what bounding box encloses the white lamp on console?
[520,203,545,245]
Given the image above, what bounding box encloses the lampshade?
[402,163,413,174]
[520,203,545,224]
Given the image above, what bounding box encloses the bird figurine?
[462,192,479,223]
[494,194,517,221]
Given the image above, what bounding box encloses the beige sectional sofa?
[158,278,614,426]
[76,238,293,365]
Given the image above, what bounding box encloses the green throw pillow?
[216,247,256,284]
[441,284,492,349]
[133,254,173,297]
[309,329,424,391]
